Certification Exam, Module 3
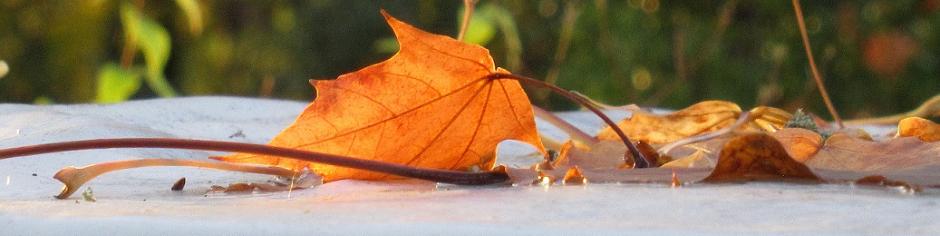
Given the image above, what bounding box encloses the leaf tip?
[379,9,404,29]
[379,9,391,19]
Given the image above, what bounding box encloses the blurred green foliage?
[0,0,937,119]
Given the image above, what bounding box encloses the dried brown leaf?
[704,133,820,182]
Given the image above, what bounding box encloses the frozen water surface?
[0,97,937,235]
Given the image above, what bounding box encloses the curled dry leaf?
[704,133,820,182]
[214,11,544,182]
[897,117,940,142]
[596,101,791,145]
[597,101,742,144]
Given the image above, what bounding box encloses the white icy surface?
[0,97,937,235]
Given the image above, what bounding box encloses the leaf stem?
[488,72,652,168]
[792,0,844,129]
[457,0,478,41]
[0,138,508,185]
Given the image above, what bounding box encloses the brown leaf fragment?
[171,177,186,191]
[854,175,921,192]
[898,117,940,142]
[209,185,226,192]
[671,171,682,188]
[252,183,290,192]
[562,166,587,185]
[704,133,820,182]
[223,183,255,193]
[769,128,823,162]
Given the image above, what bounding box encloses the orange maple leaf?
[213,11,544,182]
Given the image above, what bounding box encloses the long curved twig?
[53,158,296,199]
[457,0,478,41]
[488,72,652,168]
[792,0,844,128]
[0,138,509,185]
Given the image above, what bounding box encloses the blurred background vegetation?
[0,0,937,120]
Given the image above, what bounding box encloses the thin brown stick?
[53,158,296,199]
[488,72,652,168]
[792,0,844,129]
[0,138,508,185]
[119,40,138,69]
[457,0,478,41]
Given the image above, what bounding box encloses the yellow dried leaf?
[897,117,940,142]
[598,101,742,144]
